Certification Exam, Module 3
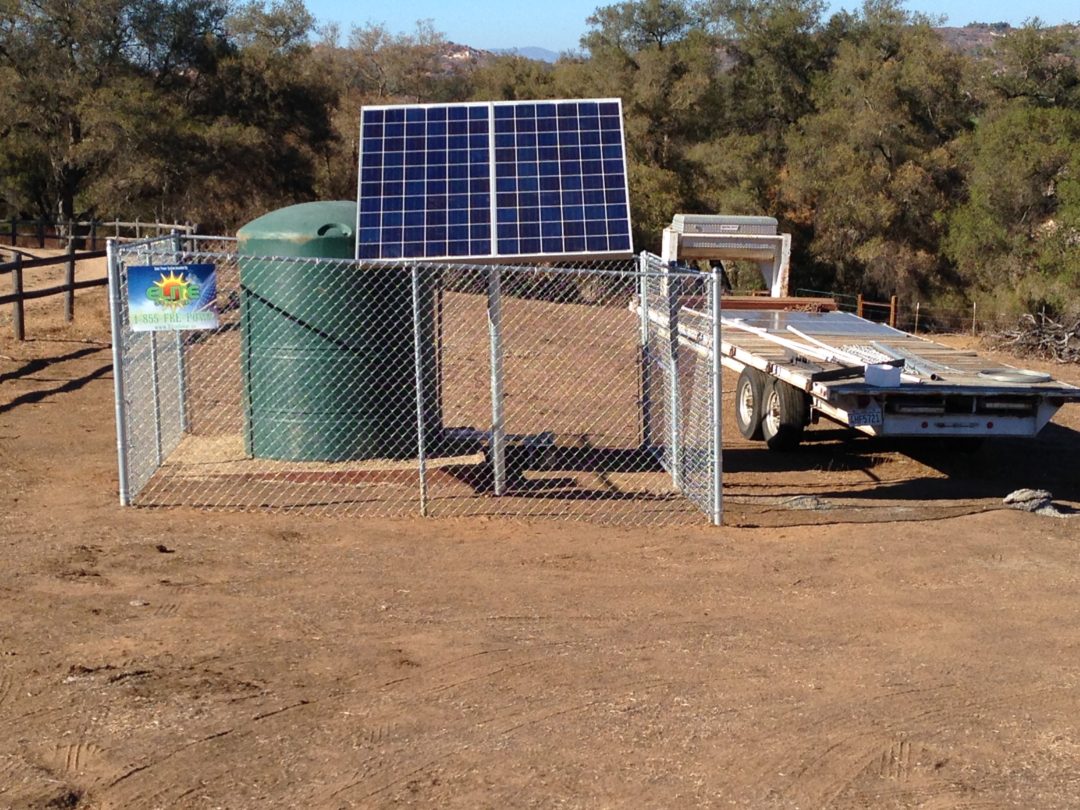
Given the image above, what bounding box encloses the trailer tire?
[735,368,767,440]
[762,380,809,451]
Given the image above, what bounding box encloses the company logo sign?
[127,264,218,332]
[146,269,201,307]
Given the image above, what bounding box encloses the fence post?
[411,264,429,516]
[666,266,682,491]
[172,230,188,432]
[8,218,15,246]
[972,301,977,336]
[487,265,507,496]
[149,332,163,467]
[638,253,653,453]
[106,240,132,506]
[914,302,920,335]
[135,217,140,239]
[889,295,898,328]
[64,238,76,322]
[10,253,24,340]
[37,218,45,249]
[90,220,98,252]
[709,266,723,527]
[856,293,864,319]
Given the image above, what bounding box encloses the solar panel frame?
[356,99,634,263]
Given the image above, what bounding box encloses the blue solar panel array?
[356,99,633,261]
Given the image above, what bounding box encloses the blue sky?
[304,0,1079,52]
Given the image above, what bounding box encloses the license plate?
[850,409,883,426]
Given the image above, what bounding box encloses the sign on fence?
[126,264,218,332]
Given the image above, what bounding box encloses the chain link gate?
[107,235,722,525]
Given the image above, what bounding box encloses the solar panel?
[356,99,633,262]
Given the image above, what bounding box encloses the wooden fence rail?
[6,218,193,250]
[0,245,108,340]
[855,293,899,328]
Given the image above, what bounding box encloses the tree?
[946,104,1080,315]
[0,0,335,228]
[469,55,555,101]
[577,0,723,245]
[0,0,144,220]
[348,20,465,103]
[987,20,1080,109]
[684,0,835,262]
[703,0,833,139]
[581,0,696,55]
[186,0,335,226]
[782,2,975,299]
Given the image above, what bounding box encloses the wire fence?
[795,288,1022,336]
[108,235,723,525]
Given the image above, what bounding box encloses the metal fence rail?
[108,235,723,525]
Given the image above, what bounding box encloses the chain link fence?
[107,235,722,525]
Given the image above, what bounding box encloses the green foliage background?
[1,0,1078,316]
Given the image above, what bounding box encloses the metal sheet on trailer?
[725,310,905,338]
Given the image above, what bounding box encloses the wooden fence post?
[8,218,15,247]
[65,238,76,322]
[856,293,864,319]
[11,253,24,340]
[37,218,45,249]
[889,295,898,328]
[90,220,98,252]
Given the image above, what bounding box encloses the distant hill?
[936,22,1016,56]
[442,42,492,67]
[438,23,1080,75]
[936,22,1080,58]
[502,47,560,63]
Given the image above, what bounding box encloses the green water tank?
[237,201,440,461]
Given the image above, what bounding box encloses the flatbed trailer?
[638,303,1080,450]
[644,215,1080,451]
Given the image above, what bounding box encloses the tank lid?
[237,201,356,244]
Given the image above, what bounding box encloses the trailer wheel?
[735,368,767,440]
[762,380,809,451]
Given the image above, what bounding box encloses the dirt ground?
[2,254,1080,808]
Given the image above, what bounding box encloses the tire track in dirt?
[783,691,1042,807]
[0,670,14,712]
[308,675,667,806]
[101,700,312,807]
[877,737,915,781]
[3,695,88,734]
[311,645,561,800]
[152,601,179,618]
[39,737,111,786]
[829,740,1004,810]
[0,752,23,788]
[187,639,296,672]
[739,681,1067,808]
[104,725,247,807]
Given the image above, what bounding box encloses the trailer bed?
[660,307,1080,440]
